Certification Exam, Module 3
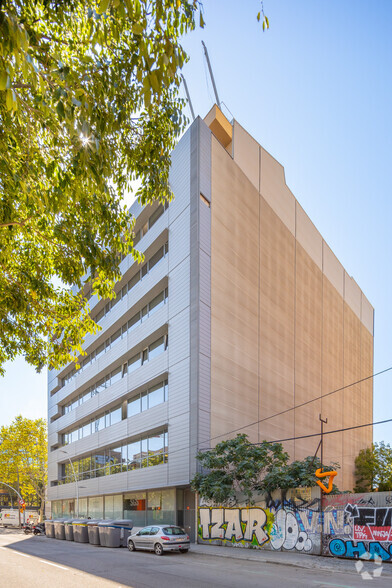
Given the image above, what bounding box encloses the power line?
[202,365,392,448]
[265,417,392,445]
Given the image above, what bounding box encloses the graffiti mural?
[323,491,392,561]
[198,487,322,554]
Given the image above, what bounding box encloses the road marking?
[39,560,68,570]
[13,552,30,557]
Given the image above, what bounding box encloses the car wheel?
[179,548,189,553]
[128,540,136,552]
[154,543,164,556]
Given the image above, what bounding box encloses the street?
[1,530,392,588]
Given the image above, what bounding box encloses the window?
[148,336,165,360]
[58,429,167,485]
[127,395,141,417]
[128,353,141,373]
[148,382,165,409]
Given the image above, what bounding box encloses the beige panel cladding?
[323,241,344,297]
[210,136,259,444]
[296,203,323,271]
[259,196,295,457]
[321,278,344,486]
[209,127,373,490]
[259,147,296,236]
[361,293,374,335]
[344,272,362,321]
[294,244,322,461]
[232,120,260,191]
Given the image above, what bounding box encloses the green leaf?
[200,12,205,28]
[56,101,65,119]
[0,70,8,90]
[97,0,110,14]
[257,12,260,22]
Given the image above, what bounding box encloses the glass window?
[121,445,128,472]
[96,377,106,394]
[149,247,163,270]
[128,353,141,373]
[93,415,105,433]
[128,272,140,290]
[149,291,164,315]
[82,422,91,438]
[95,343,105,361]
[110,406,122,425]
[141,439,148,468]
[148,383,165,408]
[109,447,122,474]
[128,312,141,331]
[141,264,148,277]
[148,204,164,229]
[128,395,141,417]
[142,221,148,236]
[110,329,121,347]
[105,494,123,520]
[127,441,141,470]
[124,492,146,527]
[88,496,104,519]
[142,348,148,364]
[110,366,122,385]
[70,429,79,443]
[148,337,165,360]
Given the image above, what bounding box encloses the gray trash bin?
[87,520,101,545]
[64,519,75,541]
[73,519,89,543]
[45,520,55,538]
[54,519,66,540]
[99,520,133,548]
[98,521,113,547]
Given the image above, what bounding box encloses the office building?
[47,106,374,538]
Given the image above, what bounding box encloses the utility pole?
[319,414,328,469]
[17,469,21,529]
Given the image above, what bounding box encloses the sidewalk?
[191,543,392,576]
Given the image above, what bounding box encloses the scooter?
[33,522,45,535]
[22,523,33,534]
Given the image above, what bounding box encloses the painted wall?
[323,491,392,561]
[198,488,322,555]
[198,489,392,561]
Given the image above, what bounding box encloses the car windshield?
[162,526,186,535]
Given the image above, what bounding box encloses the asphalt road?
[1,530,391,588]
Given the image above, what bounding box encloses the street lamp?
[60,450,79,517]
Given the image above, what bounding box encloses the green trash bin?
[64,519,75,541]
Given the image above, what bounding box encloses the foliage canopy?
[354,442,392,492]
[0,0,199,375]
[0,415,47,517]
[191,434,340,505]
[191,434,289,505]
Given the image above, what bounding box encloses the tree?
[354,442,392,492]
[0,0,200,375]
[257,455,340,497]
[191,434,289,506]
[0,416,47,520]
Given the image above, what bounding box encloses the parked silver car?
[127,525,190,556]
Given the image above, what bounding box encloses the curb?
[190,547,392,577]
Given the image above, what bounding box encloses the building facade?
[47,106,373,538]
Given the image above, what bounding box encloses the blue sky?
[1,0,391,447]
